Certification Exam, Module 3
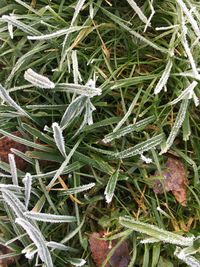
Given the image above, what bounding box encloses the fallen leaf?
[0,245,18,267]
[89,232,130,267]
[152,156,188,206]
[0,131,28,171]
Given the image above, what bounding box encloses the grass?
[0,0,200,266]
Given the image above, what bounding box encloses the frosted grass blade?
[46,139,81,189]
[60,95,87,130]
[126,0,148,24]
[1,189,26,219]
[114,133,164,159]
[23,173,32,209]
[2,15,40,35]
[169,81,198,105]
[47,241,77,252]
[72,50,82,84]
[119,217,194,246]
[181,20,200,80]
[103,115,155,143]
[175,247,200,267]
[161,99,189,154]
[0,83,31,119]
[176,0,200,37]
[24,68,55,89]
[8,22,13,39]
[113,88,142,132]
[0,129,54,152]
[52,122,67,158]
[56,83,102,97]
[154,58,173,94]
[102,8,169,54]
[8,154,18,186]
[27,26,87,40]
[6,44,48,85]
[67,258,86,266]
[59,182,95,195]
[104,170,119,203]
[24,211,76,223]
[16,218,53,267]
[71,0,86,25]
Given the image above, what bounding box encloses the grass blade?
[103,115,155,143]
[27,26,87,40]
[119,217,194,246]
[52,122,67,158]
[114,133,165,159]
[8,154,18,186]
[24,212,76,223]
[0,83,31,119]
[161,99,189,154]
[24,68,55,89]
[23,173,32,209]
[104,169,119,203]
[16,218,53,267]
[59,182,95,195]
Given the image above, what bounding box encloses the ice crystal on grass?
[0,83,31,119]
[8,154,18,186]
[16,218,53,267]
[126,0,148,25]
[177,0,200,37]
[119,217,194,246]
[181,17,200,80]
[23,173,32,209]
[114,133,164,159]
[175,247,200,267]
[2,14,40,35]
[27,26,87,40]
[104,170,119,203]
[161,99,189,154]
[24,68,55,89]
[72,50,82,84]
[169,81,198,105]
[24,211,76,223]
[154,58,173,94]
[52,122,67,158]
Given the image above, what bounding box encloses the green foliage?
[0,0,200,266]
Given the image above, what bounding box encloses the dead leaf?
[0,131,28,171]
[152,156,188,206]
[89,232,130,267]
[0,245,18,267]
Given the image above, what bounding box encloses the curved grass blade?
[119,217,194,246]
[60,95,87,130]
[24,211,76,223]
[16,218,53,267]
[0,83,31,119]
[27,26,87,40]
[52,122,67,158]
[59,182,95,196]
[103,115,155,143]
[161,99,189,154]
[46,241,78,252]
[24,68,55,89]
[114,133,164,159]
[56,83,102,97]
[104,169,119,203]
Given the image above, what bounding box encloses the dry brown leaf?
[89,232,130,267]
[152,156,188,206]
[0,131,28,171]
[0,245,18,267]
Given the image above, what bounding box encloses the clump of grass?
[0,0,200,266]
